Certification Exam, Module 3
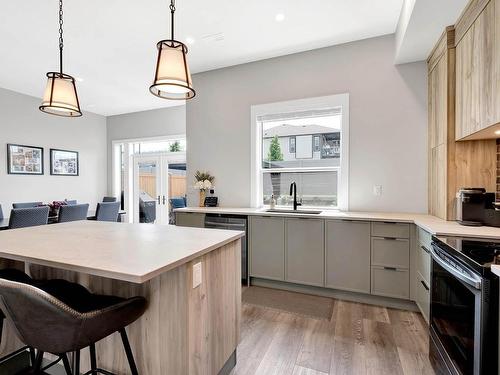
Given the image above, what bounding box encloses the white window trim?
[250,94,349,211]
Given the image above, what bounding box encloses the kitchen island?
[0,221,243,375]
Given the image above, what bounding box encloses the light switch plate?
[373,185,382,196]
[192,262,202,288]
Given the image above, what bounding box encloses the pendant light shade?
[39,0,82,117]
[150,40,195,100]
[40,72,81,117]
[150,0,196,100]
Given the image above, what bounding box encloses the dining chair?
[64,199,77,205]
[12,202,43,209]
[102,196,117,203]
[8,207,49,229]
[95,202,120,222]
[58,204,89,223]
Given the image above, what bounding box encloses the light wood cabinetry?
[455,0,500,140]
[285,218,324,287]
[325,220,371,294]
[427,26,496,220]
[249,216,285,281]
[175,212,205,227]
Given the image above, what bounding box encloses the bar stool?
[0,271,147,375]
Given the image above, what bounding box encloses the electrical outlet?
[192,262,202,288]
[373,185,382,196]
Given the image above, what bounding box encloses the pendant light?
[149,0,196,100]
[39,0,82,117]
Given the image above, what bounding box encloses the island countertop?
[0,221,243,283]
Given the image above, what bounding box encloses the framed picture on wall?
[7,144,44,175]
[50,149,79,176]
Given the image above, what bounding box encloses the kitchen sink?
[264,209,323,215]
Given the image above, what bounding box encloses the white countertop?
[175,207,500,239]
[0,221,243,283]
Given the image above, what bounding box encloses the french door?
[132,153,186,224]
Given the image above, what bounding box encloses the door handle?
[162,196,166,205]
[157,196,161,204]
[420,280,430,291]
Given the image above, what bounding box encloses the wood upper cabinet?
[455,0,500,140]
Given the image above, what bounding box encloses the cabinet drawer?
[417,227,432,249]
[416,242,431,285]
[371,266,409,299]
[371,238,409,269]
[371,222,410,239]
[416,272,430,324]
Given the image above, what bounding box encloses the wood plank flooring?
[231,288,435,375]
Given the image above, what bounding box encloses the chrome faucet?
[289,182,302,211]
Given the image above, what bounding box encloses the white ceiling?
[0,0,404,116]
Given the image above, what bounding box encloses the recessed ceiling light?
[494,130,500,135]
[186,37,195,45]
[275,13,285,22]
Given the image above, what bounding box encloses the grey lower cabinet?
[285,218,324,287]
[175,212,205,228]
[249,216,285,281]
[325,220,371,293]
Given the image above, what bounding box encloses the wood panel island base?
[0,221,243,375]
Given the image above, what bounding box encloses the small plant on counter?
[194,171,215,207]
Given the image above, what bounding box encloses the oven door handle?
[430,246,482,290]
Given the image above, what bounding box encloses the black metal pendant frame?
[39,72,82,117]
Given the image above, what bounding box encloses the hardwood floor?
[231,289,435,375]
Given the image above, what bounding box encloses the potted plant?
[194,171,215,207]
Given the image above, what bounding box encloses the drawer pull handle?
[383,237,398,241]
[420,280,430,291]
[421,245,430,254]
[383,266,398,271]
[382,221,397,224]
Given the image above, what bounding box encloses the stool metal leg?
[120,328,138,375]
[72,349,80,375]
[89,343,98,375]
[33,350,44,373]
[61,353,73,375]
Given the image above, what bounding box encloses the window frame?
[289,137,296,153]
[250,94,349,211]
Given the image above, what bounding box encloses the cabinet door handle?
[162,195,166,205]
[420,280,430,291]
[421,245,430,254]
[383,266,398,271]
[157,196,161,204]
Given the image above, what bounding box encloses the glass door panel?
[133,156,161,224]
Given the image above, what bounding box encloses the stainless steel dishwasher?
[204,214,248,285]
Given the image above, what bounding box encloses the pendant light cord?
[170,0,176,40]
[58,0,64,74]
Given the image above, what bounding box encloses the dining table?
[0,210,126,230]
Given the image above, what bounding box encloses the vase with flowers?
[194,171,215,207]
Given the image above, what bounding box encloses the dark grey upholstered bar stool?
[58,203,89,223]
[12,202,43,209]
[0,269,147,375]
[95,202,120,222]
[8,206,49,229]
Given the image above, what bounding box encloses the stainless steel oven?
[430,237,498,375]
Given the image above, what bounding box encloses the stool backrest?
[0,278,81,354]
[96,202,120,222]
[58,204,89,223]
[9,207,49,229]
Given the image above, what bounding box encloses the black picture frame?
[50,148,79,176]
[7,143,44,175]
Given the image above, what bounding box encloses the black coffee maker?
[456,188,496,226]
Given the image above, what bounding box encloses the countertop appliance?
[430,236,499,375]
[204,214,248,285]
[456,188,493,226]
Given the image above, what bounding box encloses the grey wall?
[106,105,186,191]
[0,87,107,216]
[186,35,428,213]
